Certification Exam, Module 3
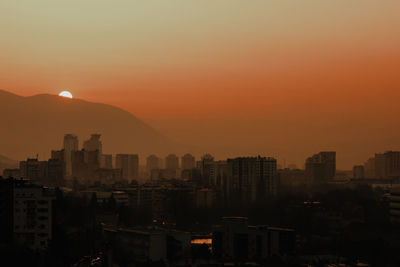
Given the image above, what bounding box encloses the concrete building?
[103,226,191,265]
[390,185,400,223]
[363,151,400,179]
[197,154,215,186]
[19,158,47,182]
[384,151,400,178]
[2,168,21,179]
[278,168,308,185]
[181,153,195,170]
[353,165,364,179]
[95,168,122,184]
[150,169,177,180]
[212,217,295,261]
[305,151,336,183]
[83,134,102,153]
[196,188,215,208]
[47,158,64,186]
[63,134,78,179]
[116,154,139,182]
[0,177,14,243]
[227,156,278,202]
[12,179,55,250]
[100,154,113,169]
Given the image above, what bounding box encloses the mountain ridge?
[0,89,181,161]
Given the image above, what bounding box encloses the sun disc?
[59,91,73,98]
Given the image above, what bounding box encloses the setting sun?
[59,91,73,99]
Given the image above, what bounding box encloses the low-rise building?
[103,225,191,265]
[212,217,295,261]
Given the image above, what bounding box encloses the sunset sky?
[1,1,400,168]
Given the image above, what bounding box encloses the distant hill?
[0,154,18,174]
[0,90,181,160]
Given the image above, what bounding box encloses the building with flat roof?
[0,178,55,250]
[103,225,191,265]
[212,217,295,262]
[116,154,139,182]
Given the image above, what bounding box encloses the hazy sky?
[1,1,400,168]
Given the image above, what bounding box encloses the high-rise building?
[364,157,376,178]
[116,154,139,182]
[384,151,400,178]
[181,153,195,170]
[305,151,336,183]
[19,158,47,182]
[19,158,64,186]
[12,179,55,250]
[83,134,102,153]
[227,156,278,202]
[197,154,215,186]
[362,151,400,179]
[71,150,86,179]
[83,134,102,164]
[0,177,14,243]
[47,159,64,186]
[165,154,179,170]
[390,185,400,223]
[63,134,78,179]
[353,165,364,179]
[100,154,113,169]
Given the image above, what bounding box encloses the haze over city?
[1,1,400,168]
[1,1,400,267]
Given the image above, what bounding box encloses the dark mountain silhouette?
[0,154,18,174]
[0,90,181,161]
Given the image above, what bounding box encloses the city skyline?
[1,1,400,169]
[2,1,400,266]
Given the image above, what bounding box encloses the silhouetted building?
[150,169,177,180]
[181,168,202,183]
[165,154,179,170]
[305,151,336,183]
[100,154,113,169]
[103,226,191,265]
[390,185,400,224]
[51,149,64,161]
[384,151,400,178]
[47,158,64,186]
[72,150,87,179]
[353,165,364,179]
[86,150,100,172]
[227,156,278,202]
[95,168,123,184]
[1,178,55,250]
[363,151,400,179]
[0,177,14,243]
[2,168,21,179]
[278,168,307,185]
[116,154,139,182]
[212,217,295,261]
[19,158,47,182]
[63,134,78,179]
[197,154,215,186]
[83,134,102,153]
[196,188,215,208]
[181,153,195,170]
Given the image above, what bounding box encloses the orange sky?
[1,1,400,168]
